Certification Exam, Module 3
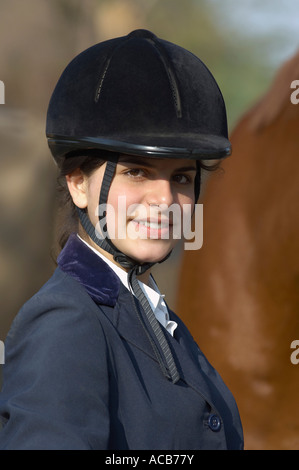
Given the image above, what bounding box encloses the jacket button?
[208,414,221,432]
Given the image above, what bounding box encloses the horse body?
[177,51,299,450]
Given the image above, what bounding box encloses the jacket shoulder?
[0,267,111,449]
[7,267,102,339]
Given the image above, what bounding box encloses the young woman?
[0,29,243,450]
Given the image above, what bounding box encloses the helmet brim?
[47,133,231,164]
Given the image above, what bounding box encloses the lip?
[132,218,173,227]
[129,219,173,239]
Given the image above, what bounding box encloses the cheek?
[87,191,100,224]
[108,183,143,218]
[104,184,142,238]
[177,191,195,211]
[86,174,104,225]
[175,192,195,233]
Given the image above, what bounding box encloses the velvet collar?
[57,233,121,306]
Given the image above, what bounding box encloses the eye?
[124,168,146,179]
[172,174,193,184]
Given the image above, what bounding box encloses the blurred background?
[0,0,298,448]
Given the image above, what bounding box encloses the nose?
[145,178,174,207]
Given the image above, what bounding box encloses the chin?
[125,241,174,265]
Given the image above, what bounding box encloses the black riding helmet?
[47,29,230,162]
[46,29,231,383]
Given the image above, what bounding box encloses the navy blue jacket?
[0,234,243,449]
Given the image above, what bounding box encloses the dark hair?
[54,153,221,252]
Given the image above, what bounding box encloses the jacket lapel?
[57,233,120,307]
[113,282,164,361]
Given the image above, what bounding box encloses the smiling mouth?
[134,219,173,229]
[128,219,174,239]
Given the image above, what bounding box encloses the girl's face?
[67,155,197,267]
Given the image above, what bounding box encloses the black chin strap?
[76,159,180,384]
[76,160,117,257]
[128,264,180,383]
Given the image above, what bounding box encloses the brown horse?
[177,50,299,450]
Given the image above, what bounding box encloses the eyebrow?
[118,156,197,172]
